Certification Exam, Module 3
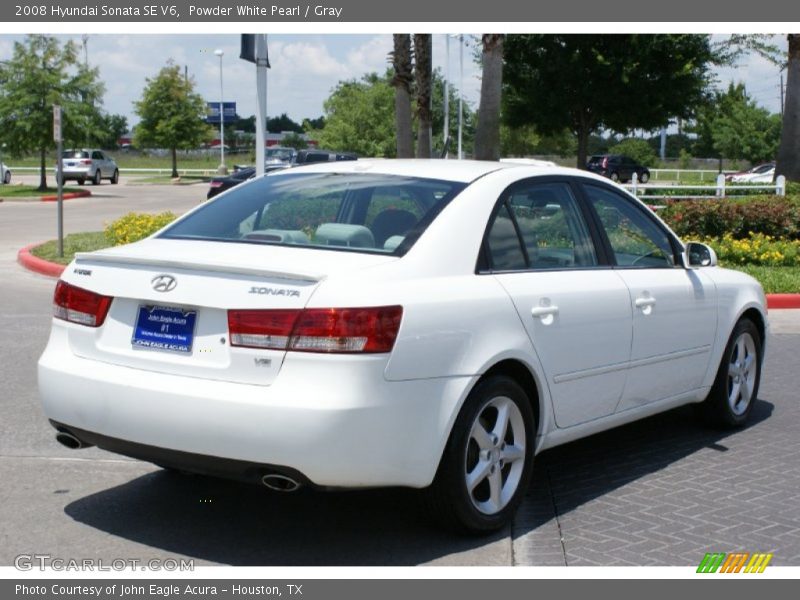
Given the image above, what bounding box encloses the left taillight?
[53,280,112,327]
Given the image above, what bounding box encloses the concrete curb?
[17,243,66,278]
[15,242,800,309]
[41,190,92,202]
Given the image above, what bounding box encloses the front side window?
[160,173,465,256]
[584,184,676,268]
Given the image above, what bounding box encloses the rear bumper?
[38,324,472,488]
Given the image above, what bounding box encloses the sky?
[0,34,789,132]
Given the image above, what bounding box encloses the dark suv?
[586,154,650,183]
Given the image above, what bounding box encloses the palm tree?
[414,34,433,158]
[474,34,504,161]
[776,34,800,182]
[391,34,414,158]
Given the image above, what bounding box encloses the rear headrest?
[315,223,376,248]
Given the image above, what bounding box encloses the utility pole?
[443,35,449,158]
[458,34,463,160]
[255,34,269,177]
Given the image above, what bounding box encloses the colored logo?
[697,552,773,573]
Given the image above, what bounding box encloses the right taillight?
[228,306,403,354]
[53,280,112,327]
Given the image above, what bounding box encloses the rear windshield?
[62,151,90,159]
[160,173,466,255]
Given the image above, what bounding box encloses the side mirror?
[684,242,718,268]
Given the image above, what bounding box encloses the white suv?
[56,149,119,185]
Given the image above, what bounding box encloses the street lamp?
[214,48,227,175]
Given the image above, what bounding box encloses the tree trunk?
[576,127,589,169]
[391,34,414,158]
[38,148,47,191]
[414,34,433,158]
[171,147,178,178]
[474,34,504,161]
[776,34,800,182]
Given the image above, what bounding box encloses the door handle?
[531,305,559,318]
[634,297,656,308]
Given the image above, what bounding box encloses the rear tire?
[3,170,10,184]
[92,170,101,185]
[423,375,535,534]
[77,178,85,186]
[698,318,762,428]
[640,171,650,183]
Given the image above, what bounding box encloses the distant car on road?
[265,146,296,166]
[1,163,10,184]
[727,163,775,184]
[294,149,357,164]
[586,154,650,183]
[55,149,119,186]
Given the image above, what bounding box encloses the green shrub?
[659,196,800,240]
[105,212,177,246]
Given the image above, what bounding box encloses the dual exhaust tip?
[54,430,302,492]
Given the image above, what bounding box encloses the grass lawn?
[28,232,800,294]
[731,265,800,294]
[0,185,84,199]
[30,232,107,265]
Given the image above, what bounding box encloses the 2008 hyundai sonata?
[39,160,767,532]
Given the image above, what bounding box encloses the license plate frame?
[132,305,197,354]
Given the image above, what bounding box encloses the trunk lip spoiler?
[74,252,324,284]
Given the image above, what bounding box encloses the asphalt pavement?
[0,178,798,566]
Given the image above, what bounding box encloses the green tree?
[316,73,396,157]
[280,132,308,150]
[267,112,303,133]
[0,35,104,190]
[691,83,781,163]
[133,61,212,178]
[608,138,659,167]
[92,113,128,149]
[503,34,715,168]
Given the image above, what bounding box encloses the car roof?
[265,158,589,183]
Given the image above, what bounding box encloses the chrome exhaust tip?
[261,473,301,492]
[55,431,92,449]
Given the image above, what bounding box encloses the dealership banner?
[3,0,800,22]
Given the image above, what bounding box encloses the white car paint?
[38,159,768,529]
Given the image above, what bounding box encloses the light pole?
[214,48,227,175]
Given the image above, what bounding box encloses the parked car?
[293,149,357,164]
[39,160,766,533]
[206,163,290,199]
[265,146,296,166]
[1,162,10,184]
[55,149,119,185]
[726,162,775,183]
[587,154,651,183]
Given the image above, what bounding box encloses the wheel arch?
[479,359,543,437]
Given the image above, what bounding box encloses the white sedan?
[38,160,767,532]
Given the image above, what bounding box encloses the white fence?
[623,173,786,201]
[7,166,216,176]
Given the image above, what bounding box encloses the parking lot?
[1,179,799,566]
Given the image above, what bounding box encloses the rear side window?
[485,182,597,271]
[160,173,465,255]
[62,151,89,159]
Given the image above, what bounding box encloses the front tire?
[424,375,535,533]
[699,318,762,428]
[610,172,620,182]
[3,170,10,184]
[639,170,650,183]
[111,169,119,184]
